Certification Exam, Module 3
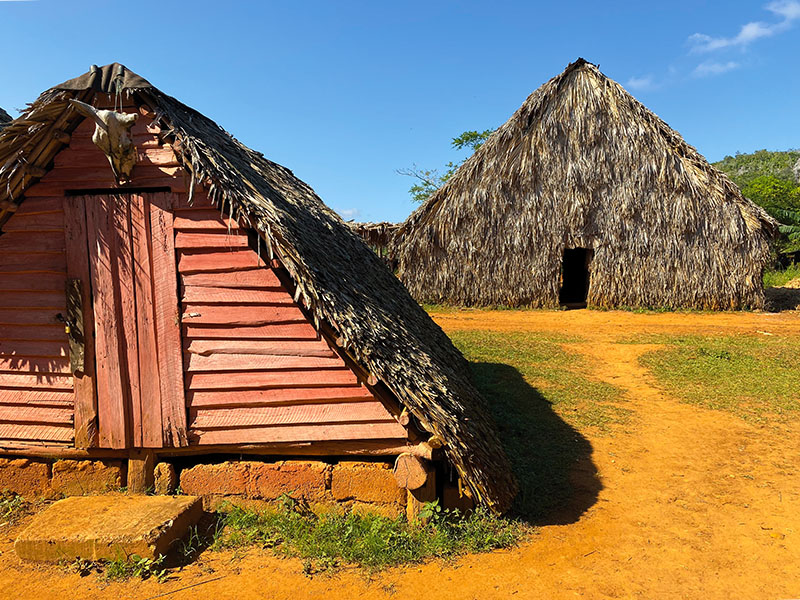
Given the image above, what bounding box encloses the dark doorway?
[559,248,592,307]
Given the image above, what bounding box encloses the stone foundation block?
[0,458,50,498]
[247,461,328,500]
[154,462,178,495]
[331,461,405,505]
[51,460,122,496]
[179,461,248,497]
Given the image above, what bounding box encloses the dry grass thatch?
[0,64,517,513]
[0,107,11,128]
[347,221,398,254]
[393,58,777,309]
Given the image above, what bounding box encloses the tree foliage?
[398,129,495,203]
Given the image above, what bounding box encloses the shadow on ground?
[765,286,800,312]
[469,362,601,526]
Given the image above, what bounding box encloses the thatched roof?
[393,58,777,309]
[0,64,517,512]
[0,107,11,128]
[347,221,399,251]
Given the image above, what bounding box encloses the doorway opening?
[559,248,593,308]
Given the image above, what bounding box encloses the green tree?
[398,129,495,203]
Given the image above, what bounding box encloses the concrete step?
[14,494,203,562]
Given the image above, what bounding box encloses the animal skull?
[69,99,139,183]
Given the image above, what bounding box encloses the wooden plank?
[190,401,397,429]
[0,253,66,272]
[41,165,183,184]
[12,198,64,216]
[64,196,98,448]
[188,386,374,408]
[0,388,74,405]
[0,423,73,443]
[0,373,73,390]
[190,422,408,445]
[1,212,64,232]
[86,194,129,449]
[0,405,73,425]
[185,339,334,357]
[177,249,266,274]
[181,286,294,304]
[131,193,163,448]
[0,274,66,292]
[0,291,66,309]
[181,269,282,289]
[186,368,360,390]
[183,322,319,340]
[185,353,343,373]
[174,232,249,250]
[0,356,70,373]
[0,233,65,252]
[0,310,63,326]
[0,341,67,357]
[149,192,188,447]
[115,196,142,448]
[54,148,179,169]
[173,210,242,231]
[0,325,65,341]
[181,304,305,326]
[24,176,188,197]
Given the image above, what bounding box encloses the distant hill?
[714,149,800,188]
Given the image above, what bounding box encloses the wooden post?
[394,453,430,491]
[406,461,436,523]
[127,450,155,493]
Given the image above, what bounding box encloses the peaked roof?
[0,64,517,512]
[393,58,776,309]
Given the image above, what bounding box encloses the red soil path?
[1,309,799,599]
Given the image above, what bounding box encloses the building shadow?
[469,362,601,526]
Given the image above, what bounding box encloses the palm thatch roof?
[393,58,777,309]
[347,221,398,254]
[0,64,517,513]
[0,107,11,128]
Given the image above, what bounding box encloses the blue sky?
[1,1,798,222]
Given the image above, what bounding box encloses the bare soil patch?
[1,309,799,599]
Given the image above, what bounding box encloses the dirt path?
[2,310,799,600]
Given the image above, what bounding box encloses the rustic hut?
[0,64,516,513]
[347,221,398,259]
[393,59,777,309]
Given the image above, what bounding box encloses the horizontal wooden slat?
[13,198,64,216]
[185,339,333,357]
[0,422,73,442]
[190,402,395,429]
[190,422,408,445]
[181,286,294,304]
[0,273,66,291]
[0,325,66,341]
[175,232,249,250]
[178,250,266,274]
[1,212,64,232]
[53,147,179,168]
[0,252,66,271]
[68,134,163,151]
[183,323,319,340]
[0,356,70,373]
[181,269,282,289]
[0,233,65,252]
[24,177,187,197]
[188,386,374,408]
[185,353,343,373]
[186,368,359,390]
[182,304,305,326]
[41,165,182,184]
[0,405,73,425]
[0,291,66,309]
[0,309,62,325]
[0,373,73,390]
[173,210,243,232]
[0,388,74,405]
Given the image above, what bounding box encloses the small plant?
[0,493,29,525]
[104,554,170,583]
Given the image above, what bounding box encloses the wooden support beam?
[127,449,155,493]
[406,464,437,523]
[393,453,431,491]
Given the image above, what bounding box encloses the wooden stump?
[393,453,430,491]
[127,450,155,494]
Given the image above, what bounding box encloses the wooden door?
[66,192,187,449]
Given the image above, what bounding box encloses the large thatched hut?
[0,64,516,513]
[393,59,776,309]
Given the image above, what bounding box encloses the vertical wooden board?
[114,196,142,447]
[85,195,128,449]
[149,192,188,446]
[63,196,98,449]
[131,194,164,447]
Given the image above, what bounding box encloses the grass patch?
[639,334,800,422]
[210,497,526,574]
[764,264,800,288]
[0,493,30,525]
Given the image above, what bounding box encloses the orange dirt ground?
[1,309,799,600]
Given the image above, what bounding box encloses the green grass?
[638,334,800,422]
[210,497,526,574]
[0,493,29,525]
[447,330,628,520]
[764,264,800,288]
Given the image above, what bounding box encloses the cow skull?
[69,99,139,183]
